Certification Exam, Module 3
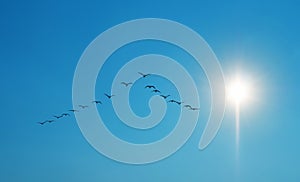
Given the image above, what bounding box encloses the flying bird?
[184,105,192,109]
[37,121,48,125]
[160,94,170,99]
[138,72,150,78]
[53,115,63,119]
[184,104,199,110]
[68,109,79,112]
[79,105,88,109]
[152,89,161,93]
[145,85,156,89]
[61,113,70,117]
[92,100,102,104]
[37,119,56,125]
[176,101,184,105]
[121,82,133,87]
[104,93,115,99]
[47,120,55,123]
[168,100,183,105]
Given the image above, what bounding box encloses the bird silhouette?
[189,107,200,111]
[79,105,88,109]
[68,109,79,112]
[138,72,150,78]
[92,100,102,104]
[145,85,156,89]
[37,121,48,125]
[121,82,133,87]
[61,113,70,117]
[168,100,183,105]
[53,115,63,119]
[104,93,115,99]
[184,104,192,109]
[160,94,170,99]
[184,104,199,110]
[176,101,184,105]
[37,119,55,125]
[152,89,161,93]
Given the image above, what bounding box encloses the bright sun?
[227,73,254,157]
[227,76,251,104]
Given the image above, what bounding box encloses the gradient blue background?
[1,0,299,181]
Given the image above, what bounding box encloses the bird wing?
[138,72,145,76]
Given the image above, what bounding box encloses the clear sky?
[0,0,300,181]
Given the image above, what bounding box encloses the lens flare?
[226,73,253,163]
[227,76,251,104]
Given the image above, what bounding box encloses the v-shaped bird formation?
[37,72,199,126]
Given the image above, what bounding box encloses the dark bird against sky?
[79,105,88,109]
[53,115,63,119]
[92,100,102,104]
[160,94,170,99]
[121,82,133,87]
[61,113,70,117]
[152,89,161,93]
[184,104,199,110]
[184,104,192,109]
[138,72,150,78]
[168,99,184,105]
[104,93,115,99]
[37,120,55,125]
[145,85,156,89]
[68,109,79,112]
[189,107,200,110]
[37,121,48,125]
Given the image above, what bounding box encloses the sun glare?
[227,76,251,104]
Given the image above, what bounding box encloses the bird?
[79,105,88,109]
[37,119,56,125]
[68,109,79,112]
[138,72,150,78]
[176,101,184,105]
[168,100,183,105]
[53,115,63,119]
[160,94,170,99]
[152,89,161,93]
[184,104,192,109]
[47,120,55,123]
[189,107,200,111]
[61,113,70,117]
[121,82,133,87]
[37,121,48,125]
[145,85,156,89]
[184,104,199,110]
[104,93,115,99]
[92,100,102,104]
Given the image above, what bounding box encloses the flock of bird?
[37,72,199,126]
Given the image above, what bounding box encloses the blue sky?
[0,0,300,181]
